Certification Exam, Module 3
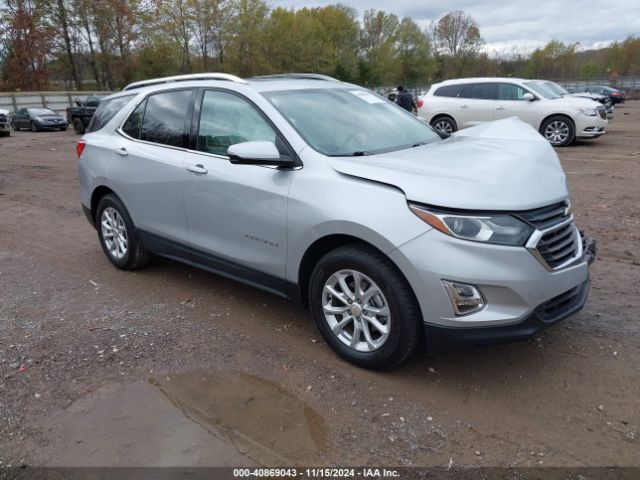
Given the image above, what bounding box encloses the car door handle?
[496,106,505,110]
[459,104,469,109]
[114,147,128,156]
[186,164,208,174]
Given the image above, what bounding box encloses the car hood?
[328,118,568,211]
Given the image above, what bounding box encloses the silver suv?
[78,73,596,369]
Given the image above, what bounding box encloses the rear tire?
[72,118,85,134]
[430,116,457,135]
[308,244,421,369]
[96,194,151,270]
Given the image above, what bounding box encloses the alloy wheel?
[433,120,453,134]
[100,207,128,260]
[322,269,391,352]
[544,120,570,145]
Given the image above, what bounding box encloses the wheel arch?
[429,113,458,128]
[90,185,117,223]
[538,112,575,133]
[295,234,421,318]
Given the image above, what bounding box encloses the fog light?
[442,280,485,316]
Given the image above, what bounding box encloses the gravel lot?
[0,104,639,469]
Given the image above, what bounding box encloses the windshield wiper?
[342,151,373,157]
[411,141,428,147]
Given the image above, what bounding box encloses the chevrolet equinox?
[78,73,596,369]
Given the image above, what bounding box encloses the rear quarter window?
[433,84,466,97]
[88,95,135,133]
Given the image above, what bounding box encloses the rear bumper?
[423,236,596,355]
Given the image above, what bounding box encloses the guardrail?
[0,91,113,115]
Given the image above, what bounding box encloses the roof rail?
[250,73,341,83]
[123,73,247,91]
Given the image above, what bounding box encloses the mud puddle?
[39,371,326,466]
[151,371,328,465]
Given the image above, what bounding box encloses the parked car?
[419,77,608,147]
[0,108,10,136]
[11,107,68,132]
[67,96,101,134]
[572,85,625,104]
[78,73,596,369]
[544,81,614,119]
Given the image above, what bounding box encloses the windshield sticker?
[349,90,385,104]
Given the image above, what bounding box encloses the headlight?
[578,107,597,116]
[409,204,534,246]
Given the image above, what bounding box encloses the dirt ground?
[0,104,639,470]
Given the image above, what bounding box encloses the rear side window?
[464,83,498,100]
[140,90,193,148]
[433,84,466,97]
[122,99,147,139]
[88,95,134,133]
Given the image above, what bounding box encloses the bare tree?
[431,10,483,75]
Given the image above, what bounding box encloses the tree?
[431,10,483,76]
[394,17,435,85]
[0,0,54,90]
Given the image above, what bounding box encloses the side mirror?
[522,92,535,101]
[227,141,293,167]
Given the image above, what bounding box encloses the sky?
[270,0,640,53]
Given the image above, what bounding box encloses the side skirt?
[136,229,303,305]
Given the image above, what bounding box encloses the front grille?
[517,201,581,270]
[537,223,580,268]
[536,281,588,322]
[0,114,6,122]
[517,201,569,230]
[596,106,606,119]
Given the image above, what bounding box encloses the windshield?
[263,88,440,156]
[544,81,569,96]
[28,108,57,116]
[524,81,561,99]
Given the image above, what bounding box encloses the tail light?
[76,140,86,158]
[417,98,424,108]
[611,92,621,97]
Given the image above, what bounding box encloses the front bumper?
[36,120,68,129]
[424,279,589,354]
[388,227,596,353]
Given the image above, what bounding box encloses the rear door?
[108,89,195,251]
[457,83,498,127]
[181,89,293,294]
[494,83,540,127]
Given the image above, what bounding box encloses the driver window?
[198,91,277,156]
[498,83,527,100]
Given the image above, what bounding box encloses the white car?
[0,108,10,137]
[418,78,608,147]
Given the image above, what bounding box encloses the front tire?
[540,116,575,147]
[309,244,421,369]
[11,121,19,132]
[96,194,150,270]
[30,121,40,132]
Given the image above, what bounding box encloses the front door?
[493,83,540,127]
[182,89,293,294]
